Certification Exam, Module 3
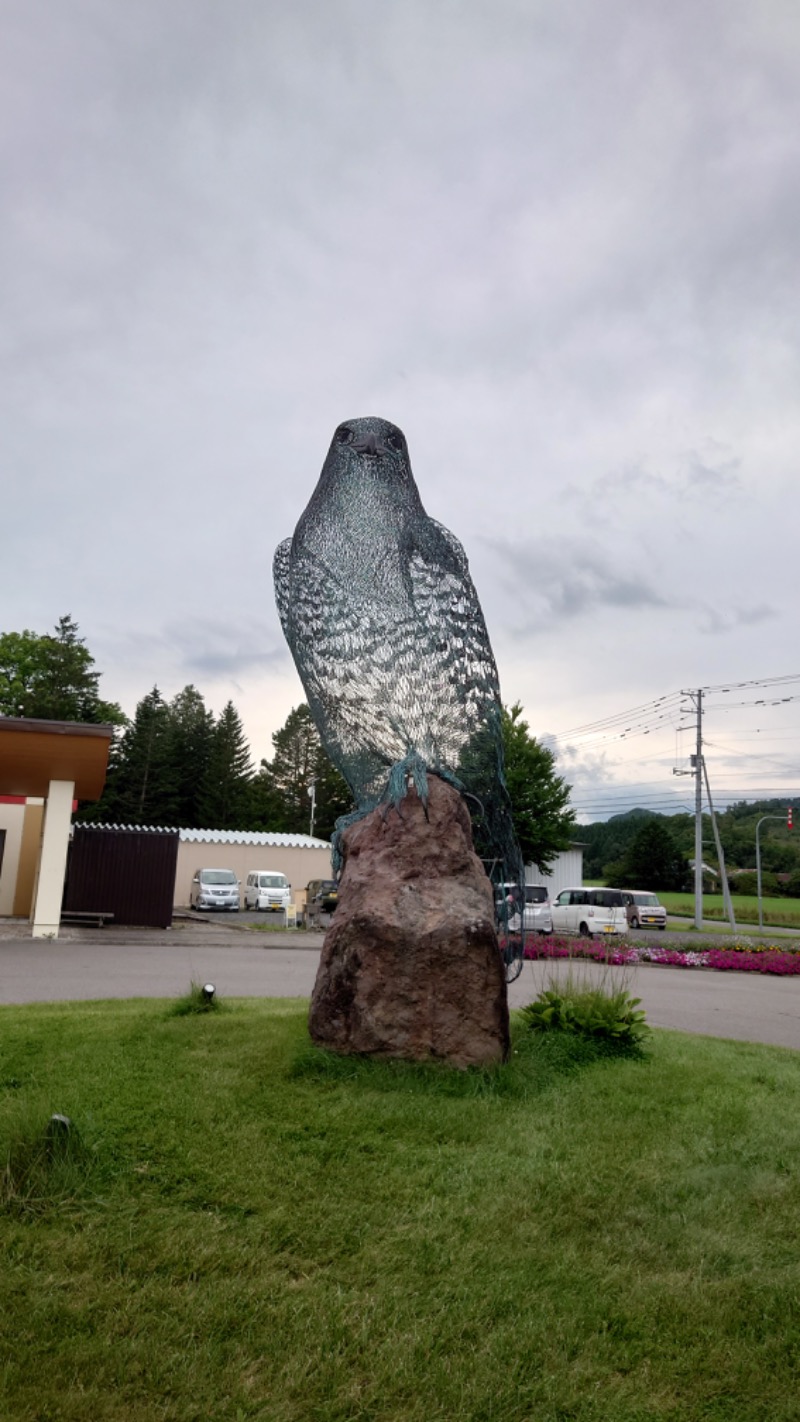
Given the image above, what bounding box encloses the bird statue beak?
[351,432,385,456]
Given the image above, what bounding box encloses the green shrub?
[522,984,650,1056]
[167,981,224,1017]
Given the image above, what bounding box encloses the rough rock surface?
[308,776,510,1066]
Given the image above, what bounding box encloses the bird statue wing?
[273,538,399,803]
[273,537,293,636]
[411,519,502,711]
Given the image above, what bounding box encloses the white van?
[190,868,240,912]
[244,871,291,913]
[550,887,628,937]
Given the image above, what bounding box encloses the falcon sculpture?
[273,415,524,904]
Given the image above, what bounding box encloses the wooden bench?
[60,911,115,928]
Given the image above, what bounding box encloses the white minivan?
[244,871,291,913]
[550,887,628,937]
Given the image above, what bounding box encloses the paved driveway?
[1,925,799,1051]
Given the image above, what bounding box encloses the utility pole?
[702,755,736,931]
[674,687,704,927]
[308,780,317,839]
[693,689,703,930]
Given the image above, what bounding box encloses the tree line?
[584,803,800,896]
[1,617,576,867]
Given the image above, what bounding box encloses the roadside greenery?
[2,999,800,1421]
[522,982,649,1054]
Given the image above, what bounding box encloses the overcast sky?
[3,0,799,820]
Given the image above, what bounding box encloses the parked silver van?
[190,868,240,912]
[244,871,291,913]
[495,884,553,935]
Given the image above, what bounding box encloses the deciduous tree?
[501,702,575,872]
[0,616,123,724]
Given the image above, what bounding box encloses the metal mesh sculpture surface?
[273,416,525,972]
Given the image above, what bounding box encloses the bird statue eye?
[337,427,354,445]
[386,431,404,452]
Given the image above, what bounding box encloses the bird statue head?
[314,416,421,501]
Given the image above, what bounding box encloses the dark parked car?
[305,879,339,917]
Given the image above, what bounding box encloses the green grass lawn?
[659,891,800,930]
[2,998,800,1422]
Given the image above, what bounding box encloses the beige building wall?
[0,802,26,916]
[175,840,333,909]
[14,801,45,917]
[31,780,74,938]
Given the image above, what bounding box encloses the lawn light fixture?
[46,1113,73,1155]
[47,1113,72,1137]
[202,983,216,1003]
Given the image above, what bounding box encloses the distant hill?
[580,798,798,881]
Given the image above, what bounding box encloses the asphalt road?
[1,923,799,1052]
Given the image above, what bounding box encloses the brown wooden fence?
[63,827,179,928]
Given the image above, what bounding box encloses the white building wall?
[0,802,25,916]
[526,845,585,899]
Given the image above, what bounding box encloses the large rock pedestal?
[308,776,510,1067]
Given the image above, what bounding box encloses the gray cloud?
[698,603,778,636]
[481,537,669,628]
[560,443,742,524]
[1,0,799,808]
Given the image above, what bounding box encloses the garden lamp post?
[308,780,317,839]
[755,814,790,932]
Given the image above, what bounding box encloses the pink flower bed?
[501,934,800,977]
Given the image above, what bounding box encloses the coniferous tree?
[606,819,690,891]
[311,743,353,841]
[167,685,215,827]
[85,687,176,825]
[258,705,318,832]
[254,704,352,838]
[198,701,254,829]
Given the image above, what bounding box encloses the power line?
[699,673,800,693]
[538,692,682,744]
[542,675,800,747]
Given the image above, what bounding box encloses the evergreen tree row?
[78,689,354,837]
[80,686,260,830]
